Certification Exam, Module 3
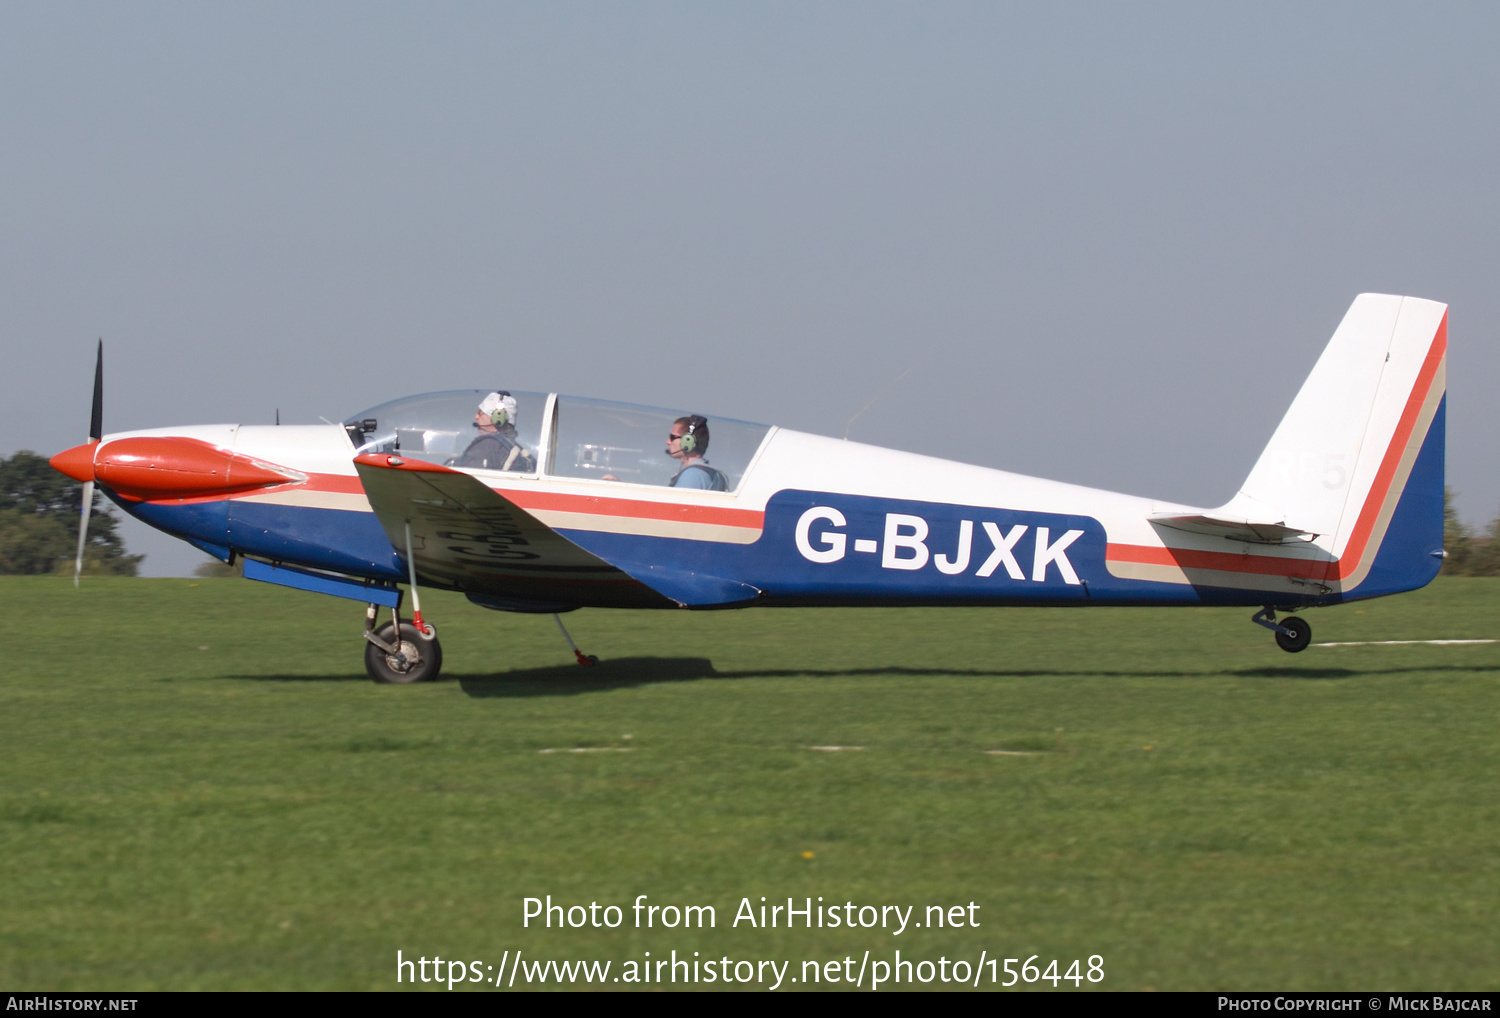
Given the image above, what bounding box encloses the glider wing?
[353,454,672,609]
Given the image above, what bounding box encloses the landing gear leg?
[403,521,436,640]
[553,613,598,666]
[1252,607,1312,653]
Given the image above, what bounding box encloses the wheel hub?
[385,639,419,673]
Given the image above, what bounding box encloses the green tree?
[1441,486,1474,575]
[1469,512,1500,577]
[1438,487,1500,577]
[0,451,142,575]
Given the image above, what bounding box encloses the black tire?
[365,621,443,683]
[1275,615,1312,653]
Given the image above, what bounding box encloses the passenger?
[666,415,729,490]
[455,391,535,471]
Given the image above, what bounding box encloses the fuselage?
[74,385,1444,612]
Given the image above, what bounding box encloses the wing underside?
[354,455,673,609]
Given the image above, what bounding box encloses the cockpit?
[343,391,772,492]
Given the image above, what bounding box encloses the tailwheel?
[365,620,444,683]
[1274,615,1312,653]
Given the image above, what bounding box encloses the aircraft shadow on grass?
[1228,663,1497,679]
[221,659,1498,695]
[453,658,1500,697]
[451,657,1141,698]
[452,661,1376,697]
[1227,666,1357,680]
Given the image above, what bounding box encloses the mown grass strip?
[4,576,1498,989]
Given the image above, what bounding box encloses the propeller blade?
[74,480,93,588]
[89,339,103,442]
[76,340,103,586]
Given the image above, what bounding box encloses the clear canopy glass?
[343,390,547,472]
[549,396,770,490]
[343,391,772,490]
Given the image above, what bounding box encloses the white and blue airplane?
[51,294,1448,682]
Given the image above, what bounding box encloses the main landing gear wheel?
[1275,615,1312,653]
[365,621,443,683]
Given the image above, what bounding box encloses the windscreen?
[343,390,547,473]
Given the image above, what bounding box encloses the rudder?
[1222,294,1447,596]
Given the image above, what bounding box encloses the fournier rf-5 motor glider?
[51,294,1449,683]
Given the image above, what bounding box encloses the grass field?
[3,575,1498,990]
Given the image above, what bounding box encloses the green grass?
[3,576,1499,990]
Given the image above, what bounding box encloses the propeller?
[73,340,102,587]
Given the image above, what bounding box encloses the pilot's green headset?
[678,415,707,454]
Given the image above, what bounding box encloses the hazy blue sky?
[4,2,1496,575]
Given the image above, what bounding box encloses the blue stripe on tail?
[1346,394,1446,601]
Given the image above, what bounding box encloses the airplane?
[50,293,1448,683]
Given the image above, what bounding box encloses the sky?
[3,2,1496,576]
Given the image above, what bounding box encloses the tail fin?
[1224,294,1448,596]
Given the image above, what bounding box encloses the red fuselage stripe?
[499,489,764,529]
[257,471,767,529]
[1104,543,1333,579]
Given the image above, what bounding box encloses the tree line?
[0,451,141,575]
[1442,488,1500,576]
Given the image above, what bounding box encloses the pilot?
[666,415,729,490]
[455,391,535,471]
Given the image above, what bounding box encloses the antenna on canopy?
[843,362,916,441]
[275,408,280,425]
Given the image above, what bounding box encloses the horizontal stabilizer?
[1148,511,1317,545]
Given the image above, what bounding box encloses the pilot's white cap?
[478,391,517,420]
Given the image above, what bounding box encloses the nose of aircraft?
[50,436,304,500]
[49,442,98,483]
